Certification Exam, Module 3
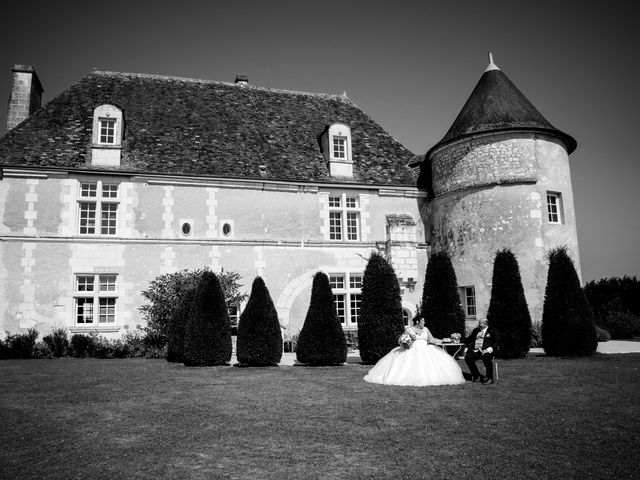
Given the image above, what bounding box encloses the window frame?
[332,136,347,159]
[77,180,120,236]
[458,285,477,320]
[99,117,116,145]
[328,193,361,241]
[74,273,118,326]
[546,192,564,224]
[329,273,363,328]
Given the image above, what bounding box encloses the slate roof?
[0,71,417,186]
[426,65,576,159]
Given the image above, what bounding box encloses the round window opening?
[181,222,192,236]
[222,223,232,236]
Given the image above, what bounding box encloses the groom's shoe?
[481,377,494,385]
[471,375,480,382]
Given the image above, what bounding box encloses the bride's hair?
[412,315,424,326]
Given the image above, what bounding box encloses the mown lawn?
[1,354,639,480]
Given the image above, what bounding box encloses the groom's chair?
[491,344,500,382]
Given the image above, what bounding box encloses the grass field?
[1,353,639,480]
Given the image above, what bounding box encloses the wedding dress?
[364,327,465,386]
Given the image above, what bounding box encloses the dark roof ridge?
[89,70,352,103]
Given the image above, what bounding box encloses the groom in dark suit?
[464,318,497,384]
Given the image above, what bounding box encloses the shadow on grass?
[1,353,638,480]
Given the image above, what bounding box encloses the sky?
[0,0,638,283]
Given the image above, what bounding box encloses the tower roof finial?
[485,52,499,72]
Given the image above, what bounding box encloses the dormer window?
[91,104,123,166]
[320,123,353,177]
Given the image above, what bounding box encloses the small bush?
[70,333,96,358]
[6,328,39,359]
[33,341,54,359]
[595,326,611,342]
[42,328,69,357]
[0,335,9,359]
[93,337,128,359]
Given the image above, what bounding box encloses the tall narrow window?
[332,136,347,159]
[327,193,360,241]
[546,192,563,224]
[74,274,118,325]
[99,118,116,144]
[458,286,477,319]
[78,181,119,235]
[329,273,362,328]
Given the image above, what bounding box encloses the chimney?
[6,64,43,131]
[234,74,248,86]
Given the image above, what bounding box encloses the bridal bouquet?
[398,330,417,349]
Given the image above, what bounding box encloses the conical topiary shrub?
[166,282,196,363]
[487,249,531,358]
[236,276,283,366]
[358,251,404,365]
[421,251,465,339]
[542,246,597,356]
[183,271,232,366]
[296,272,347,366]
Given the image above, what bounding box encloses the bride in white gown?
[364,316,465,386]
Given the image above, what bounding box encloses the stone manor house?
[0,57,580,339]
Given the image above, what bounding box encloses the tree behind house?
[236,277,283,366]
[542,246,597,356]
[583,276,640,338]
[421,251,465,339]
[358,251,404,365]
[487,249,531,358]
[183,271,232,366]
[296,272,347,366]
[139,267,247,361]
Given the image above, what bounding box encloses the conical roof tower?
[427,53,576,159]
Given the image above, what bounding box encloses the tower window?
[546,192,564,224]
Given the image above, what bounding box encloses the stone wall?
[0,173,427,337]
[431,132,538,197]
